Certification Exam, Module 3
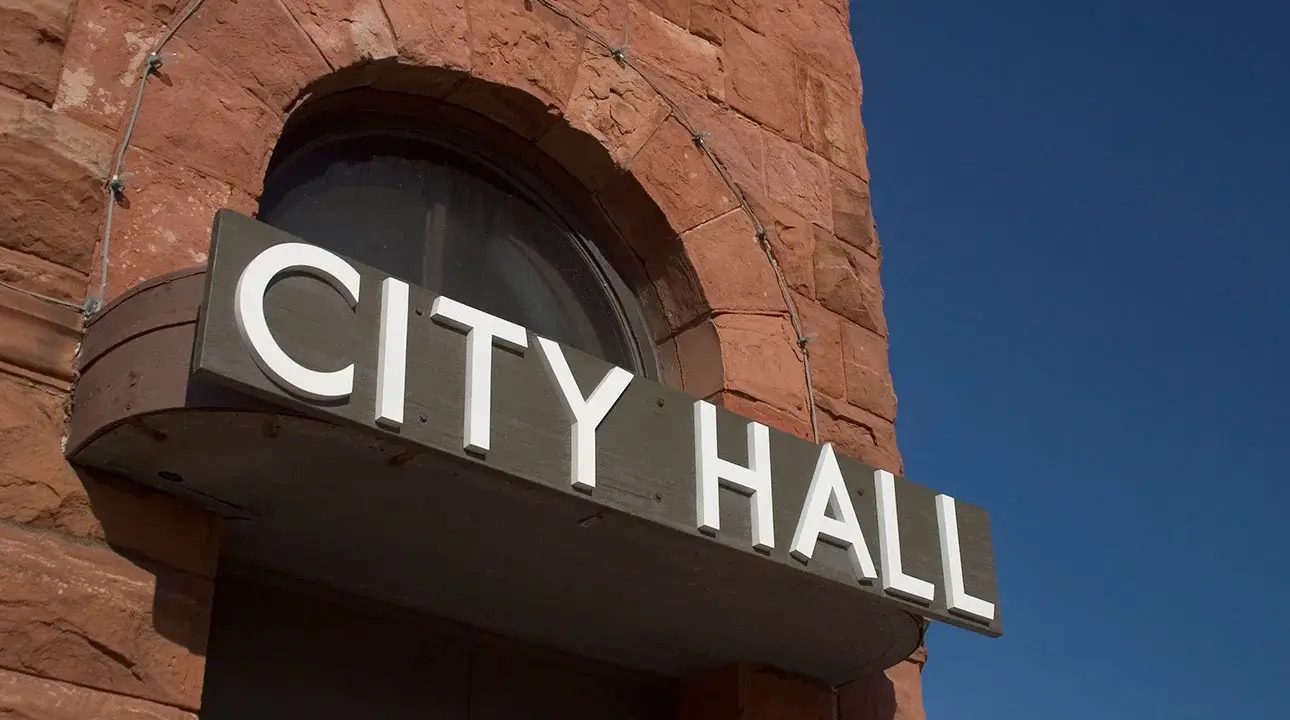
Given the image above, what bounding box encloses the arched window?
[258,115,656,376]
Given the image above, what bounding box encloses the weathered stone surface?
[0,0,77,105]
[749,0,858,86]
[0,668,197,720]
[814,231,886,336]
[120,0,182,20]
[764,131,830,229]
[682,209,783,317]
[842,321,897,421]
[383,0,470,71]
[54,0,164,132]
[674,318,722,397]
[558,0,627,41]
[713,313,809,418]
[803,67,867,178]
[104,148,232,300]
[469,0,583,108]
[792,294,843,400]
[0,285,81,389]
[596,170,678,259]
[643,239,705,335]
[182,0,330,111]
[817,394,902,474]
[0,373,222,577]
[724,22,801,142]
[690,0,728,45]
[283,0,397,69]
[127,37,282,191]
[627,3,724,102]
[661,81,764,198]
[0,91,113,274]
[538,48,670,189]
[0,247,87,305]
[743,190,813,297]
[712,390,812,439]
[0,523,213,710]
[629,116,737,235]
[639,0,689,27]
[831,167,878,255]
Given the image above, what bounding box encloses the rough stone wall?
[0,0,926,718]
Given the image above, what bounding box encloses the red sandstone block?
[710,390,813,441]
[0,523,213,710]
[724,21,804,143]
[743,189,815,298]
[747,0,859,87]
[181,0,330,112]
[643,239,705,335]
[538,48,671,190]
[0,668,196,720]
[557,0,627,41]
[814,230,887,336]
[0,247,88,305]
[803,67,868,178]
[676,314,812,422]
[0,373,222,577]
[714,313,810,419]
[765,132,831,230]
[792,293,845,400]
[639,0,689,28]
[119,0,182,20]
[830,167,879,255]
[841,321,898,422]
[54,0,165,132]
[655,79,765,199]
[102,147,234,301]
[690,0,729,45]
[383,0,470,71]
[283,0,398,69]
[675,318,723,397]
[0,285,81,389]
[0,91,113,275]
[629,116,737,234]
[0,0,77,105]
[126,36,282,192]
[467,0,584,112]
[682,209,784,317]
[627,3,724,102]
[816,394,903,473]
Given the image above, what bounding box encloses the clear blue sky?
[851,1,1290,716]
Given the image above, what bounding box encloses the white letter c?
[233,242,361,401]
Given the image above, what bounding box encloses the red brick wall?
[0,1,926,717]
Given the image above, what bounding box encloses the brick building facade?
[0,1,931,718]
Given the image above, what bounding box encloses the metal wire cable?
[532,0,822,440]
[89,0,208,314]
[0,280,85,311]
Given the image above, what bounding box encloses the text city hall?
[230,241,995,624]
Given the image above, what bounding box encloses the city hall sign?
[174,210,1000,679]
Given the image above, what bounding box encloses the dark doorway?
[199,566,678,720]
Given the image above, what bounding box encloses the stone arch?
[77,0,829,435]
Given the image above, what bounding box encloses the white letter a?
[790,444,878,582]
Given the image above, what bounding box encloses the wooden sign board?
[193,210,1003,644]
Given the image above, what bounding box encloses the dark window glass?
[259,132,649,373]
